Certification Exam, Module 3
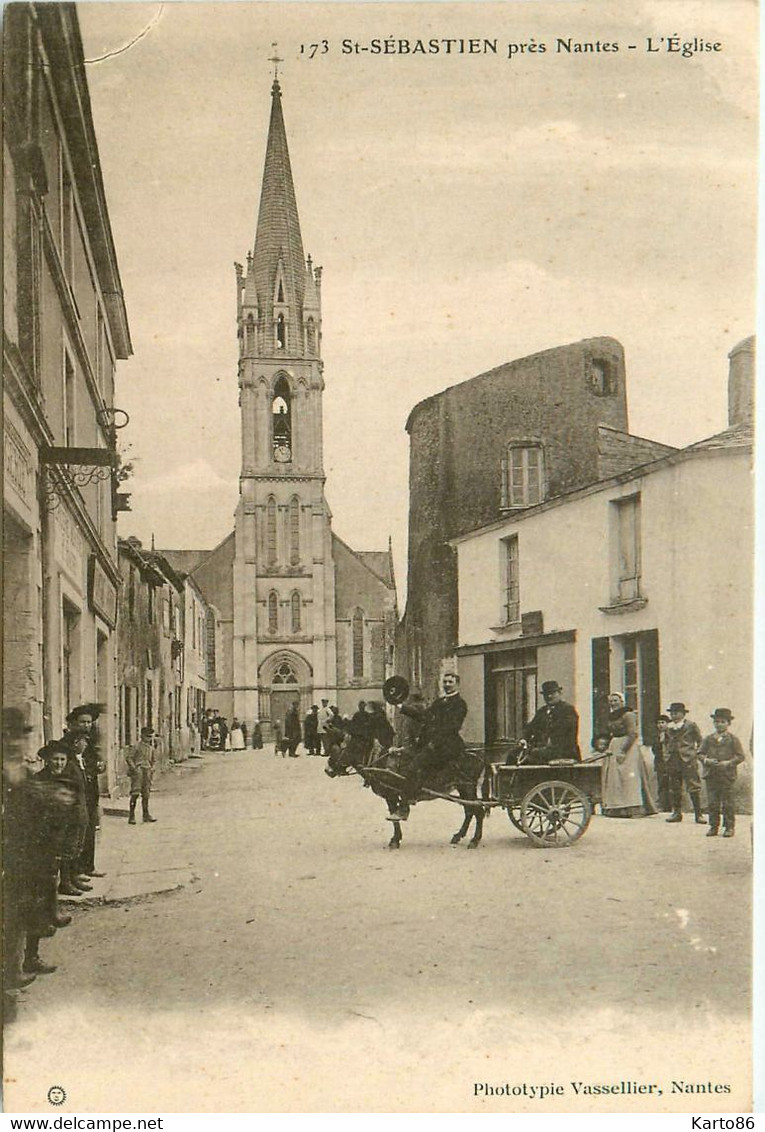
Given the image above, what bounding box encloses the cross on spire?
[269,43,283,80]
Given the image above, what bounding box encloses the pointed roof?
[252,79,306,314]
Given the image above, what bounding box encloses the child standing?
[698,708,745,838]
[652,714,672,812]
[125,726,158,824]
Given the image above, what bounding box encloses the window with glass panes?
[506,446,544,507]
[503,536,520,624]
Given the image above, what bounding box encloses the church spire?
[251,78,307,354]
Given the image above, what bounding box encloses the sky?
[77,1,758,599]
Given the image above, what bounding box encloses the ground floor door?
[486,648,537,743]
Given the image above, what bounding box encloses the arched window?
[267,591,279,633]
[289,496,300,565]
[273,660,298,684]
[245,313,256,352]
[276,313,286,350]
[266,496,277,565]
[290,591,301,634]
[306,317,316,356]
[272,375,292,463]
[352,608,364,678]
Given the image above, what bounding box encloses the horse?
[330,736,493,849]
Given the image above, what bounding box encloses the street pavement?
[4,747,752,1113]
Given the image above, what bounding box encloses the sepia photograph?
[2,0,758,1116]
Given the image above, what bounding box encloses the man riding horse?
[386,672,468,821]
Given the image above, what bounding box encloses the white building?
[452,339,754,785]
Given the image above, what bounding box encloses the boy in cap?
[651,714,672,812]
[664,702,704,824]
[125,726,158,824]
[698,709,746,837]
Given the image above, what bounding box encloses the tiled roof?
[683,422,753,453]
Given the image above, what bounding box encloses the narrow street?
[5,749,752,1113]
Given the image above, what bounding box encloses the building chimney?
[728,335,755,427]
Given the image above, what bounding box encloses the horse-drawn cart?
[334,676,603,849]
[356,749,602,849]
[490,759,602,847]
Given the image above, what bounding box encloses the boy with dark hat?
[651,714,672,812]
[125,726,158,824]
[664,702,705,824]
[698,709,746,837]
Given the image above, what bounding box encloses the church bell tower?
[232,77,336,728]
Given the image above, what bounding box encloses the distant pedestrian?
[664,702,705,824]
[303,706,319,755]
[699,709,745,838]
[125,726,158,824]
[285,702,302,757]
[651,715,672,812]
[230,718,245,750]
[273,720,285,757]
[251,720,263,750]
[317,699,333,755]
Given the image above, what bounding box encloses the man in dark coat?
[303,706,319,755]
[522,681,580,762]
[393,673,468,815]
[284,701,302,757]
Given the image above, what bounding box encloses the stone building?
[182,79,397,733]
[451,339,754,786]
[401,337,675,697]
[3,4,131,771]
[115,539,217,792]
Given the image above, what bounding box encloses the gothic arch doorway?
[258,650,312,735]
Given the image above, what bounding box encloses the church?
[163,77,397,733]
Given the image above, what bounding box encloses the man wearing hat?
[522,681,580,762]
[125,726,158,824]
[698,709,746,837]
[664,702,704,824]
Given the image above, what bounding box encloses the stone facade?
[184,80,396,736]
[401,336,683,698]
[3,4,131,787]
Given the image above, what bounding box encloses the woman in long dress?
[229,718,245,750]
[601,692,657,817]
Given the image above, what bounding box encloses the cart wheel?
[506,804,525,832]
[520,780,592,848]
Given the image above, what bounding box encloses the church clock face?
[274,442,292,463]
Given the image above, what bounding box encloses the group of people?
[273,699,391,760]
[526,682,746,836]
[2,702,164,997]
[199,709,264,752]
